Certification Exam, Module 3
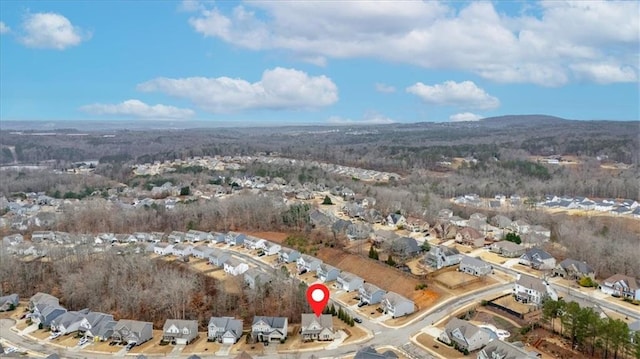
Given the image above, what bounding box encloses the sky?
[0,0,638,125]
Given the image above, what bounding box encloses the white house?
[381,292,415,318]
[208,317,243,344]
[279,248,300,263]
[438,318,492,352]
[223,258,249,276]
[459,256,492,276]
[519,248,556,270]
[358,283,386,305]
[258,241,281,256]
[153,243,174,256]
[171,243,193,257]
[600,274,640,300]
[297,255,322,273]
[317,264,340,283]
[336,272,364,292]
[300,314,334,342]
[251,316,288,343]
[513,274,556,306]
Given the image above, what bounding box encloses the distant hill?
[480,114,570,126]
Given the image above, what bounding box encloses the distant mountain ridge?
[480,114,570,125]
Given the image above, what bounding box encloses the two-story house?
[224,258,249,276]
[477,339,539,359]
[455,227,485,248]
[244,268,274,289]
[153,242,174,256]
[79,312,116,341]
[208,249,231,267]
[553,258,596,280]
[296,255,322,274]
[251,316,288,343]
[424,245,462,269]
[337,272,364,292]
[162,319,199,345]
[438,318,492,352]
[459,256,492,276]
[381,292,415,318]
[317,264,341,283]
[279,248,301,263]
[519,248,556,270]
[192,245,216,259]
[50,309,89,335]
[600,274,640,300]
[111,320,153,345]
[300,314,334,342]
[490,241,525,258]
[358,283,386,305]
[208,317,243,344]
[513,275,553,306]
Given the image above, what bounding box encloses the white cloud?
[327,112,395,125]
[570,63,638,84]
[375,83,396,93]
[406,81,500,110]
[138,67,338,113]
[187,1,639,86]
[80,99,195,120]
[178,0,204,13]
[0,22,10,34]
[449,112,483,122]
[20,12,90,50]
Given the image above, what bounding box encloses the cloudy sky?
[0,1,638,124]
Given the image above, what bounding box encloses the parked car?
[48,332,62,340]
[354,317,363,323]
[125,342,136,351]
[357,302,366,307]
[78,337,90,346]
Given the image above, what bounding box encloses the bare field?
[492,295,535,315]
[243,231,289,243]
[89,340,125,353]
[415,333,464,359]
[129,331,174,355]
[478,251,508,265]
[316,248,442,310]
[434,271,479,289]
[180,334,221,354]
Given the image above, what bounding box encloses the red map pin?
[306,283,330,317]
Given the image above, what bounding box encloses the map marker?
[306,283,330,317]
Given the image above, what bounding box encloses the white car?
[4,347,18,354]
[48,332,62,340]
[78,337,90,346]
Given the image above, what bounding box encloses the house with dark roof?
[424,245,462,269]
[553,258,596,280]
[0,293,19,312]
[354,345,399,359]
[79,312,116,341]
[490,241,525,258]
[477,339,539,359]
[162,319,199,345]
[600,274,640,300]
[518,248,556,270]
[455,227,485,248]
[390,237,421,258]
[111,320,153,345]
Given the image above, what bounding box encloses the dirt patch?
[129,331,174,355]
[89,340,125,353]
[244,232,289,243]
[434,271,480,289]
[415,333,464,359]
[405,258,429,276]
[315,247,442,309]
[478,251,508,265]
[180,334,220,354]
[491,295,536,315]
[336,317,369,345]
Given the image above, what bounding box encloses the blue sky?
[0,0,638,125]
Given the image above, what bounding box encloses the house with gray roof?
[297,255,322,274]
[251,316,288,342]
[226,233,246,246]
[439,317,493,352]
[337,272,364,292]
[192,244,216,259]
[224,258,249,276]
[0,293,19,312]
[513,275,555,306]
[460,256,492,276]
[111,320,153,345]
[244,268,273,289]
[279,247,300,263]
[79,312,115,341]
[300,314,334,342]
[50,309,89,334]
[208,249,231,267]
[553,258,595,280]
[208,316,243,344]
[162,319,199,345]
[317,264,340,283]
[424,245,462,269]
[390,237,421,258]
[358,283,386,305]
[354,346,399,359]
[490,241,525,258]
[477,339,539,359]
[33,304,67,328]
[381,292,414,318]
[519,248,556,270]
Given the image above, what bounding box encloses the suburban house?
[300,314,334,342]
[153,242,174,256]
[519,248,556,270]
[513,275,555,306]
[29,292,59,311]
[0,293,19,311]
[459,256,492,276]
[553,259,596,280]
[244,237,261,250]
[477,339,539,359]
[224,258,249,276]
[354,346,399,359]
[455,227,485,248]
[167,231,187,243]
[438,318,493,352]
[33,304,67,328]
[244,268,273,289]
[317,264,341,283]
[279,248,301,263]
[424,245,463,269]
[171,243,193,257]
[79,312,116,341]
[212,233,227,244]
[390,237,422,258]
[337,271,364,292]
[162,319,199,345]
[251,316,288,343]
[111,320,153,345]
[297,255,322,274]
[386,213,407,228]
[50,309,89,335]
[381,291,415,318]
[226,233,246,246]
[358,283,386,305]
[600,274,640,300]
[185,230,213,242]
[208,249,231,267]
[31,231,55,242]
[2,234,23,246]
[490,241,526,258]
[191,245,216,259]
[208,317,243,344]
[260,241,281,256]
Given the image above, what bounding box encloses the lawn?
[180,334,221,354]
[415,333,464,359]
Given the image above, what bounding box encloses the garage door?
[222,337,235,344]
[175,338,187,345]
